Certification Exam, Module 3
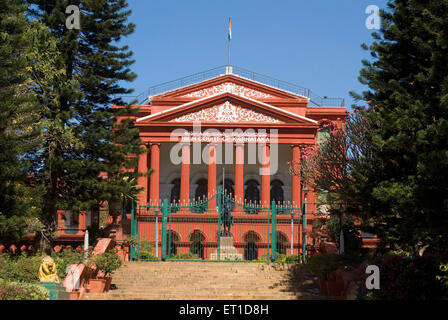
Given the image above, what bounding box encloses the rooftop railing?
[121,65,345,107]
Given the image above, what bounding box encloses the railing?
[121,65,345,107]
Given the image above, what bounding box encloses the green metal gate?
[131,188,307,263]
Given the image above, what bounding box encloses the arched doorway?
[219,178,234,212]
[277,232,288,256]
[167,231,179,257]
[244,179,260,214]
[192,178,208,213]
[195,178,208,201]
[220,179,234,197]
[170,178,181,213]
[190,230,205,259]
[244,231,260,261]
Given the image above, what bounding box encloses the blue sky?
[123,0,389,107]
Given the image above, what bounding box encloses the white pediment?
[170,101,283,123]
[182,82,272,99]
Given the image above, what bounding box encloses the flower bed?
[0,278,49,300]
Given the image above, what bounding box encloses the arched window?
[170,178,180,203]
[220,179,234,197]
[219,179,234,212]
[190,230,205,259]
[244,231,260,261]
[195,178,208,201]
[170,178,181,213]
[244,180,260,203]
[270,180,284,204]
[244,180,260,214]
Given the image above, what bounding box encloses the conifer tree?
[27,0,143,253]
[352,0,448,256]
[0,0,42,243]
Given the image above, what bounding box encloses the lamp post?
[302,186,309,264]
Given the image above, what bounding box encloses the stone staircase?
[84,261,324,300]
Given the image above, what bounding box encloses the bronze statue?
[220,195,234,236]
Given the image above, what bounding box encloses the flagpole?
[228,36,231,67]
[228,17,231,68]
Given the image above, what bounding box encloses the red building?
[120,66,348,260]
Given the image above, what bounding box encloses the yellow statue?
[38,256,60,283]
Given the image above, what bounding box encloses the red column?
[234,143,244,206]
[207,143,217,211]
[137,144,149,206]
[261,144,270,208]
[57,210,65,235]
[77,211,86,235]
[149,143,160,206]
[291,144,301,210]
[180,143,190,208]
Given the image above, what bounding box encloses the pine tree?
[27,0,143,253]
[352,0,448,256]
[0,0,42,244]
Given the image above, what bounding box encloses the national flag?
[228,18,232,41]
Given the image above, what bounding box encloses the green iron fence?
[131,188,309,263]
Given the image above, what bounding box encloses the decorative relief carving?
[171,101,282,123]
[183,82,271,99]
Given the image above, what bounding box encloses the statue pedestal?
[210,236,243,261]
[38,282,70,300]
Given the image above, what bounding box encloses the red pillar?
[57,210,65,235]
[234,143,244,207]
[180,143,190,208]
[291,144,301,210]
[149,143,160,206]
[137,144,149,206]
[261,144,270,208]
[207,143,217,211]
[77,211,86,235]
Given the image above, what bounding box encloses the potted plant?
[326,272,345,299]
[307,254,344,297]
[93,252,122,292]
[117,236,137,261]
[69,290,81,300]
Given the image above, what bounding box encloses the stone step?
[83,261,321,300]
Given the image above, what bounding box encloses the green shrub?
[94,252,122,277]
[276,253,286,262]
[51,247,93,280]
[285,254,302,263]
[307,254,344,279]
[0,253,41,283]
[123,236,138,248]
[256,253,301,263]
[138,251,159,260]
[50,253,70,281]
[325,214,362,254]
[138,241,154,252]
[170,252,202,260]
[0,278,49,300]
